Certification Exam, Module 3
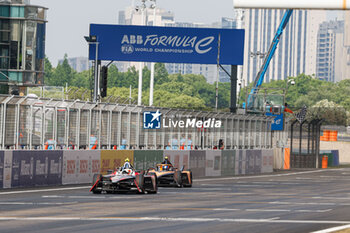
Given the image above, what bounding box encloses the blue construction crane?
[247,9,293,110]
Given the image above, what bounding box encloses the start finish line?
[89,24,245,65]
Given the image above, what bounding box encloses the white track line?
[245,209,332,213]
[195,170,328,182]
[42,195,139,199]
[269,201,350,206]
[0,216,349,224]
[0,186,91,195]
[312,197,350,200]
[312,224,350,233]
[0,202,77,205]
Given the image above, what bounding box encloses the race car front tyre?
[174,170,183,188]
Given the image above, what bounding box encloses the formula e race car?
[147,164,192,187]
[90,168,157,194]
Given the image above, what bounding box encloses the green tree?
[50,54,75,87]
[44,57,54,85]
[71,69,91,88]
[154,63,169,85]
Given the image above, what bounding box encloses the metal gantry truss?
[0,95,273,150]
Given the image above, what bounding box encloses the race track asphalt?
[1,168,350,233]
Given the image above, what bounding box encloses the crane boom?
[247,9,293,108]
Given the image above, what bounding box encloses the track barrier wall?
[262,150,274,173]
[235,150,246,175]
[222,150,236,176]
[100,150,134,175]
[134,150,163,170]
[1,149,274,189]
[11,150,62,188]
[62,151,101,185]
[205,150,221,177]
[189,151,206,178]
[0,151,4,188]
[163,150,190,171]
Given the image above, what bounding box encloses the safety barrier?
[319,150,340,167]
[0,149,274,189]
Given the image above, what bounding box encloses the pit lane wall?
[0,149,273,189]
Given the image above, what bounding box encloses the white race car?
[90,167,157,194]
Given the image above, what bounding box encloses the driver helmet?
[125,158,130,162]
[165,156,169,160]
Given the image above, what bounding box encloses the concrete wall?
[320,141,350,164]
[0,149,274,189]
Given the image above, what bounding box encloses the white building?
[316,20,344,82]
[58,57,89,73]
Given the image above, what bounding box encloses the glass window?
[9,71,21,82]
[0,57,9,69]
[0,30,9,43]
[0,71,8,82]
[25,7,37,20]
[10,41,19,69]
[10,6,24,18]
[23,72,34,84]
[0,19,10,30]
[25,21,36,71]
[10,20,22,69]
[35,22,45,71]
[0,6,10,17]
[37,8,46,21]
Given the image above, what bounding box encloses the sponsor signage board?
[89,24,245,65]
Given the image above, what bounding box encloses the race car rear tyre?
[91,174,102,194]
[92,174,100,185]
[92,189,102,194]
[183,170,193,188]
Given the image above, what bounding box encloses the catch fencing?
[290,119,322,168]
[0,95,273,150]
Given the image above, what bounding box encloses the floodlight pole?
[230,65,238,113]
[138,1,146,106]
[149,0,156,106]
[94,42,100,103]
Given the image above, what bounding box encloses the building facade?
[316,20,344,82]
[0,0,47,95]
[242,9,326,85]
[58,57,89,73]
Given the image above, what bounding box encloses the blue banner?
[89,24,245,65]
[266,113,284,131]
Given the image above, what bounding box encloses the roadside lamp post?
[84,35,100,102]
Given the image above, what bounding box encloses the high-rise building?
[316,20,344,82]
[341,11,350,81]
[0,0,47,95]
[58,57,89,73]
[242,9,326,85]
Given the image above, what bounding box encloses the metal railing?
[0,95,273,150]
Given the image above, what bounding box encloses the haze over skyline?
[31,0,235,66]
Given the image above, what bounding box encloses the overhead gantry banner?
[89,24,245,65]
